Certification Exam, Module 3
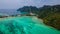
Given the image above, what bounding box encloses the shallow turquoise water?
[0,16,60,34]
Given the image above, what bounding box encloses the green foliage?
[38,5,60,30]
[17,6,39,14]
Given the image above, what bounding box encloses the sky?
[0,0,60,9]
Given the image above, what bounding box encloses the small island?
[17,5,60,30]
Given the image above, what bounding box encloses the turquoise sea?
[0,16,60,34]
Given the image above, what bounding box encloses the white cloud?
[0,0,60,9]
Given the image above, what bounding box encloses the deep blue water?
[0,9,21,15]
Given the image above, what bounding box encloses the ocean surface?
[0,9,60,34]
[0,16,60,34]
[0,9,20,15]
